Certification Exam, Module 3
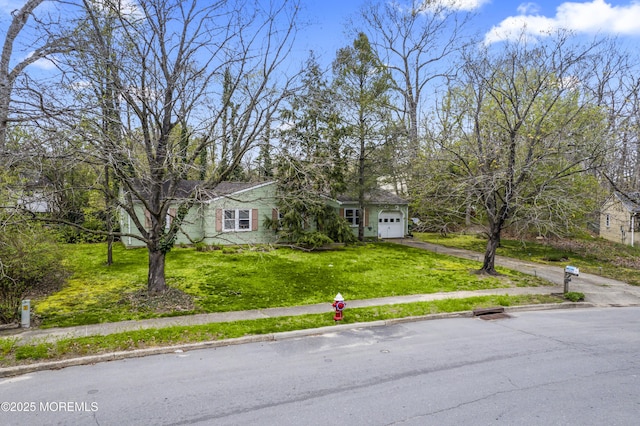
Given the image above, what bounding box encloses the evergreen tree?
[332,33,393,241]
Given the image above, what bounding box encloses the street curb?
[0,302,594,379]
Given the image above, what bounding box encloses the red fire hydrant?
[332,293,346,322]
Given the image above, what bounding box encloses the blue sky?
[2,0,640,71]
[296,0,640,64]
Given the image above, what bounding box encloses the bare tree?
[59,0,299,292]
[588,45,640,191]
[0,0,73,153]
[354,0,474,191]
[425,31,612,274]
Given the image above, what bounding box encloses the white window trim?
[344,208,360,227]
[223,209,252,232]
[605,214,610,228]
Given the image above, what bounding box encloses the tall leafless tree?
[0,0,73,154]
[59,0,299,292]
[424,31,613,274]
[354,0,474,192]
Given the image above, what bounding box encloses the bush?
[0,224,68,324]
[297,232,334,250]
[564,292,585,302]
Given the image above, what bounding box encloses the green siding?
[329,199,409,239]
[119,182,408,247]
[120,182,280,248]
[201,183,279,246]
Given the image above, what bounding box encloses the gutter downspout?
[632,213,636,247]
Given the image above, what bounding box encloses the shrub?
[0,224,68,324]
[297,232,334,250]
[564,292,585,302]
[193,242,208,252]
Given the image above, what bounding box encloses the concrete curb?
[0,302,592,378]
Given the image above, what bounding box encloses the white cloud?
[24,51,59,71]
[441,0,492,10]
[419,0,491,13]
[485,0,640,44]
[517,2,541,15]
[90,0,142,18]
[31,57,58,71]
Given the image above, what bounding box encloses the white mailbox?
[565,266,579,276]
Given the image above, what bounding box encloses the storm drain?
[473,306,511,321]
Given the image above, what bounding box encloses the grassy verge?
[414,232,640,286]
[33,242,552,328]
[1,294,562,367]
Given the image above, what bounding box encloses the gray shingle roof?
[202,181,270,199]
[129,180,273,201]
[615,191,640,213]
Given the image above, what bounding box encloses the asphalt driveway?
[393,238,640,307]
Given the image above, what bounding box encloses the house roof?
[335,188,408,205]
[129,180,274,201]
[614,191,640,213]
[202,181,275,201]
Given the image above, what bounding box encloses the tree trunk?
[481,224,502,275]
[105,165,113,266]
[0,90,9,151]
[147,248,167,293]
[107,237,113,266]
[358,153,365,242]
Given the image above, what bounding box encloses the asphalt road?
[1,307,639,425]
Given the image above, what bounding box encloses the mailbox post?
[564,266,579,294]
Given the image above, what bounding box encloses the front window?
[224,209,251,231]
[238,209,250,230]
[605,214,610,228]
[345,208,360,226]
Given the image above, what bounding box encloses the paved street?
[1,307,639,425]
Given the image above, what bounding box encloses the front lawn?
[34,242,551,327]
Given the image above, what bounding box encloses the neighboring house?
[600,192,640,246]
[119,181,409,248]
[15,175,54,213]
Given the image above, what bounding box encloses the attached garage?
[378,211,404,238]
[334,188,409,240]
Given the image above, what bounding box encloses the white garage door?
[378,211,404,238]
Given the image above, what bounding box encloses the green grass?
[33,242,552,328]
[2,294,562,367]
[414,232,640,286]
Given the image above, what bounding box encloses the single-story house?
[119,180,409,248]
[600,192,640,246]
